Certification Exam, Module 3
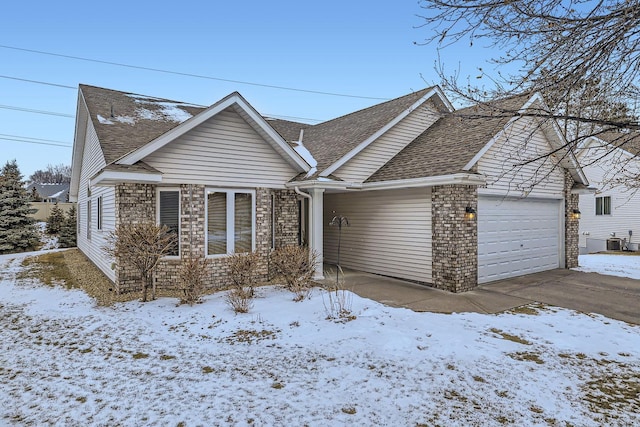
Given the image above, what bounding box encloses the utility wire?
[0,75,325,123]
[0,133,71,145]
[0,104,74,118]
[0,44,390,101]
[0,136,71,148]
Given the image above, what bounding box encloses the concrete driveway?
[318,267,640,324]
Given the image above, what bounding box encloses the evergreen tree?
[0,160,39,254]
[58,205,77,248]
[46,203,65,235]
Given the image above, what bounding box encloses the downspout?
[293,186,312,250]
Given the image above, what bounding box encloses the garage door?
[478,196,562,284]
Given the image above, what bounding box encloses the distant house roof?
[25,182,70,201]
[595,130,640,156]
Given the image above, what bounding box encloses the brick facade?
[112,184,299,294]
[431,185,478,293]
[564,171,580,269]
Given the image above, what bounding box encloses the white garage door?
[478,196,562,284]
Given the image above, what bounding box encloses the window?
[206,189,254,256]
[158,190,180,256]
[87,200,91,240]
[97,196,103,230]
[595,196,611,216]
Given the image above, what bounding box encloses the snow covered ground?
[575,253,640,280]
[1,252,639,426]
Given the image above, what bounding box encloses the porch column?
[309,187,325,279]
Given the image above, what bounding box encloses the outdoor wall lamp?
[571,208,581,220]
[465,206,476,220]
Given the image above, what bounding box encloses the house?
[26,182,70,203]
[70,84,588,294]
[577,131,640,253]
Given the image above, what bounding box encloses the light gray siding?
[77,117,115,281]
[477,118,565,199]
[324,188,432,283]
[144,108,299,188]
[578,146,640,250]
[334,101,441,183]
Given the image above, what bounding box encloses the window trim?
[595,195,611,216]
[157,187,181,258]
[205,188,256,258]
[86,199,92,240]
[97,196,103,231]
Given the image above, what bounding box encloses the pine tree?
[58,204,77,248]
[0,160,39,254]
[46,203,65,235]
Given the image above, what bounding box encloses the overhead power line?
[0,134,72,148]
[0,104,74,118]
[0,44,389,101]
[0,74,76,89]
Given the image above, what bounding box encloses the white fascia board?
[69,90,88,199]
[319,88,448,177]
[463,93,542,171]
[117,93,310,173]
[90,170,163,187]
[571,186,598,195]
[285,180,351,191]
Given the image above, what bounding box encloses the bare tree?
[29,164,72,184]
[416,0,640,182]
[104,223,177,302]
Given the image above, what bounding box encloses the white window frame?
[97,196,103,231]
[157,187,181,258]
[205,188,256,258]
[595,195,611,216]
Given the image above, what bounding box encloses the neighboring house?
[70,84,587,294]
[577,131,640,253]
[26,182,70,202]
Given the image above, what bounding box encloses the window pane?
[595,198,602,215]
[604,196,611,215]
[159,191,179,256]
[208,192,227,255]
[234,193,252,253]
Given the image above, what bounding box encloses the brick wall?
[564,171,580,269]
[113,184,300,294]
[431,184,478,293]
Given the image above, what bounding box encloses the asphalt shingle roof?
[367,95,532,182]
[80,84,206,164]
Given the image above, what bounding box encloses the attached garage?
[478,196,563,284]
[323,188,432,283]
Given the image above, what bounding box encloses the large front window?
[207,189,254,256]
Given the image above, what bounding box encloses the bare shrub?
[225,251,261,313]
[225,286,253,313]
[227,251,261,296]
[103,222,176,302]
[323,266,355,322]
[179,256,209,305]
[270,245,318,301]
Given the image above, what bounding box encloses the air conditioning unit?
[606,238,622,251]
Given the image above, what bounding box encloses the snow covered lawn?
[575,253,640,280]
[2,252,639,426]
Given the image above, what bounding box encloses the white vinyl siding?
[478,196,562,283]
[76,117,116,281]
[477,118,565,199]
[578,145,640,250]
[324,188,432,283]
[143,108,298,188]
[334,101,441,183]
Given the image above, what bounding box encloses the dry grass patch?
[19,248,185,305]
[489,328,532,346]
[508,351,545,364]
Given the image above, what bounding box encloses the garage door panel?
[479,197,561,283]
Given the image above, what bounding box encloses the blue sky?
[0,0,501,179]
